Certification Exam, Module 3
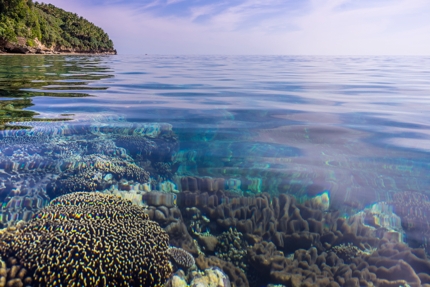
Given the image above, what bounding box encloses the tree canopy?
[0,0,114,52]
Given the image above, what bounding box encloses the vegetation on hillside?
[0,0,114,52]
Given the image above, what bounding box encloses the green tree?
[0,0,114,52]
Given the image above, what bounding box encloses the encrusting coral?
[179,191,379,254]
[173,184,430,286]
[0,192,172,286]
[47,154,150,197]
[246,240,430,287]
[145,205,199,255]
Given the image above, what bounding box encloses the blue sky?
[43,0,430,55]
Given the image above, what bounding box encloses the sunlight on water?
[1,55,430,286]
[1,55,430,206]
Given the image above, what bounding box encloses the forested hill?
[0,0,116,54]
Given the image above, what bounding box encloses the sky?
[42,0,430,55]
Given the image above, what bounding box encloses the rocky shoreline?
[0,38,117,55]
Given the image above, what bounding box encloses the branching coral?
[330,243,371,263]
[215,228,248,272]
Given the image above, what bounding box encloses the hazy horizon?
[41,0,430,55]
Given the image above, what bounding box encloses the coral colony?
[0,119,430,286]
[0,192,172,286]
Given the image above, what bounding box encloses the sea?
[1,54,430,286]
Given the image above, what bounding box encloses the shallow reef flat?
[0,118,179,227]
[0,120,430,286]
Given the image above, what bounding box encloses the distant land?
[0,0,116,54]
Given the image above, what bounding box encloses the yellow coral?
[0,192,172,286]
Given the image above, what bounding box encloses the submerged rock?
[165,272,188,287]
[165,267,231,287]
[189,267,231,287]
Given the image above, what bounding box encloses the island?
[0,0,116,54]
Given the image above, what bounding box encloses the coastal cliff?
[0,1,116,55]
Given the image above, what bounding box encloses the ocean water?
[2,55,430,205]
[1,54,430,286]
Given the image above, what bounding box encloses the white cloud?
[166,0,184,5]
[286,0,430,54]
[42,0,430,55]
[189,4,220,21]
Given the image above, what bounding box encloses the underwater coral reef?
[1,119,430,287]
[0,119,178,228]
[0,192,172,286]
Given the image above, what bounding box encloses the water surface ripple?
[1,55,430,208]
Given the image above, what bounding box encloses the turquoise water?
[1,54,430,286]
[2,55,429,208]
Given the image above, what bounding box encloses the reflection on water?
[1,55,430,208]
[0,98,72,129]
[1,55,430,285]
[0,55,112,98]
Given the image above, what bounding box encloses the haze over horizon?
[42,0,430,55]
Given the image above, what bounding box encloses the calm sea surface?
[1,55,430,211]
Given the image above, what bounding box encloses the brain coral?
[168,247,195,269]
[0,192,172,286]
